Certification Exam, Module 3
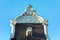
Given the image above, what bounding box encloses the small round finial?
[26,5,33,8]
[26,5,33,11]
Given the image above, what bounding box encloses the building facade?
[10,5,49,40]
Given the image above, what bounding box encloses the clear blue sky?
[0,0,60,40]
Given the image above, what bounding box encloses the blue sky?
[0,0,60,40]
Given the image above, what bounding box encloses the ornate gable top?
[15,5,45,23]
[10,5,48,26]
